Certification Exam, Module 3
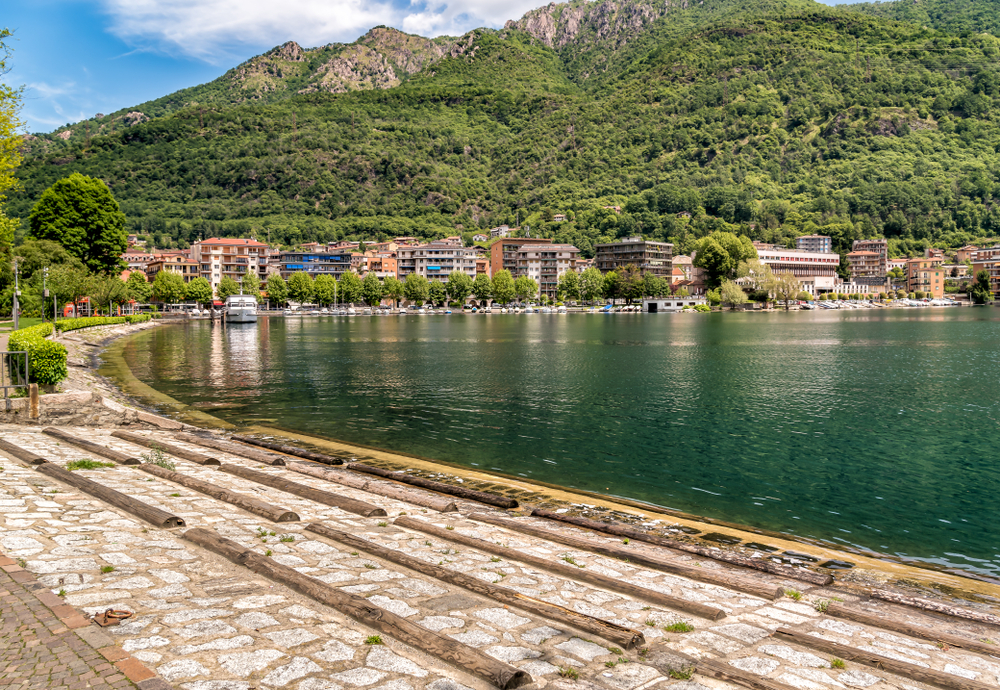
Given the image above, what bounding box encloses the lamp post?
[42,267,48,323]
[12,257,19,331]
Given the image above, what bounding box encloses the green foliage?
[557,269,580,302]
[339,271,362,305]
[361,271,384,305]
[720,280,747,309]
[383,275,405,306]
[514,275,538,302]
[428,280,447,306]
[694,303,711,312]
[287,271,314,304]
[56,316,126,332]
[971,269,993,303]
[216,275,241,300]
[491,270,515,304]
[265,273,288,306]
[28,173,127,274]
[89,274,127,314]
[8,322,67,385]
[579,267,604,302]
[663,621,695,633]
[403,273,429,304]
[151,270,186,303]
[446,270,473,303]
[241,271,261,301]
[126,270,153,303]
[67,459,116,471]
[313,274,337,305]
[185,276,213,305]
[695,233,757,289]
[471,272,493,302]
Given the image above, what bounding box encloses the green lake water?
[113,309,1000,578]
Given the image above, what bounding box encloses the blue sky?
[6,0,850,134]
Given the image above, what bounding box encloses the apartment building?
[971,245,1000,297]
[490,238,553,277]
[190,238,270,293]
[849,239,888,289]
[397,242,481,282]
[796,234,832,253]
[956,245,979,264]
[515,243,580,301]
[757,248,840,295]
[490,225,513,239]
[278,251,352,280]
[144,254,200,284]
[594,237,673,278]
[357,254,398,279]
[906,257,945,298]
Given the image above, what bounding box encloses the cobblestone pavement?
[0,554,171,690]
[2,425,1000,690]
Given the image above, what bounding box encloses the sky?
[5,0,849,134]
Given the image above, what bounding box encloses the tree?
[514,275,538,302]
[403,273,429,305]
[287,271,314,304]
[694,232,757,289]
[241,272,261,302]
[471,273,493,304]
[674,286,690,297]
[89,275,127,314]
[185,277,213,306]
[0,29,22,308]
[265,273,288,307]
[126,270,152,304]
[773,272,802,309]
[720,280,747,310]
[557,270,579,303]
[338,271,362,305]
[428,280,447,306]
[618,265,644,303]
[361,271,384,306]
[383,275,404,308]
[491,270,515,305]
[579,267,604,303]
[151,270,186,304]
[642,272,666,298]
[603,271,620,304]
[217,275,241,300]
[28,173,128,274]
[738,258,775,302]
[446,271,473,304]
[313,274,337,306]
[970,270,993,304]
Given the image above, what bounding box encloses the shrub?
[56,317,125,333]
[8,323,67,386]
[66,459,116,471]
[694,304,711,312]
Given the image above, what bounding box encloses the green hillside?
[845,0,1000,38]
[10,0,1000,260]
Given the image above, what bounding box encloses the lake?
[112,309,1000,578]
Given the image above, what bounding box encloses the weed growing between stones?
[66,459,116,471]
[365,635,383,645]
[558,667,580,680]
[279,535,295,542]
[831,658,845,669]
[785,588,802,600]
[377,521,388,527]
[140,445,174,470]
[100,566,115,574]
[265,549,273,557]
[669,667,694,680]
[815,599,830,612]
[664,622,695,633]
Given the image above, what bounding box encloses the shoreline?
[89,318,1000,604]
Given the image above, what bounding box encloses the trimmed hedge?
[55,314,150,333]
[8,323,67,386]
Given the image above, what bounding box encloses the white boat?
[225,295,257,323]
[557,305,567,313]
[399,308,408,315]
[363,307,372,315]
[347,307,357,315]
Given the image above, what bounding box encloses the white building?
[190,238,270,294]
[515,243,580,301]
[756,247,840,295]
[490,225,512,239]
[397,242,480,282]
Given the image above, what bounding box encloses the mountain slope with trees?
[9,0,1000,262]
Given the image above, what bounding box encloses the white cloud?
[98,0,549,62]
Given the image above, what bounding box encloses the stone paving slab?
[2,426,1000,690]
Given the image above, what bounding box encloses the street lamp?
[12,256,19,331]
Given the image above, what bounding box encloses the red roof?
[198,238,268,247]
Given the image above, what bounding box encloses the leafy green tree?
[90,275,128,314]
[28,173,127,274]
[217,275,241,300]
[338,271,362,305]
[11,239,84,281]
[720,280,747,310]
[361,271,384,306]
[706,287,722,307]
[557,270,580,302]
[491,270,515,305]
[241,271,261,302]
[151,270,186,304]
[403,273,429,305]
[383,275,404,308]
[287,271,315,304]
[970,270,993,304]
[579,267,604,303]
[265,273,288,307]
[446,271,473,304]
[126,270,153,303]
[313,274,337,306]
[514,275,538,302]
[428,280,447,306]
[674,286,690,297]
[0,29,21,307]
[695,232,757,289]
[618,265,644,303]
[471,273,493,303]
[603,271,620,304]
[773,272,802,310]
[185,276,213,306]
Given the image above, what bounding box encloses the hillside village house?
[906,257,945,298]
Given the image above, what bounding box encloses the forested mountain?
[846,0,1000,39]
[10,0,1000,260]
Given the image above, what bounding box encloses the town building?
[472,234,488,243]
[594,237,673,279]
[191,238,270,294]
[357,254,398,279]
[956,245,979,264]
[643,296,707,313]
[144,254,200,284]
[888,258,908,273]
[552,214,567,222]
[971,245,1000,297]
[122,250,157,271]
[925,247,945,260]
[514,243,580,301]
[906,257,945,298]
[397,242,481,282]
[489,225,513,239]
[796,234,832,253]
[490,238,553,277]
[672,255,693,281]
[278,251,352,280]
[849,239,888,289]
[757,247,840,295]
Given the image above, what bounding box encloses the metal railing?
[2,351,29,411]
